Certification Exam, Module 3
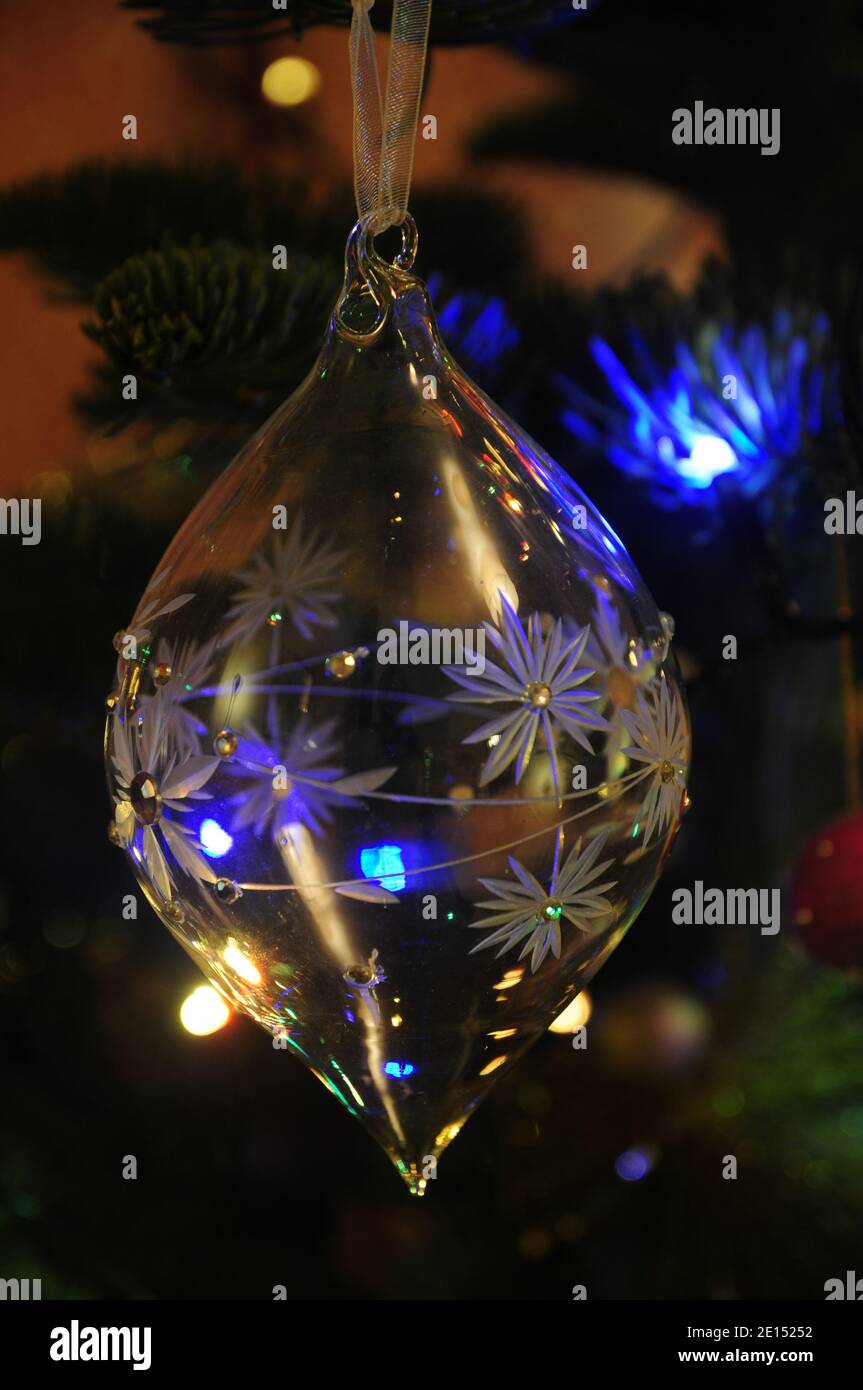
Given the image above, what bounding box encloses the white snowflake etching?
[619,677,688,845]
[468,832,617,974]
[445,596,609,791]
[111,697,221,901]
[585,587,650,708]
[146,635,217,760]
[227,719,395,840]
[114,567,195,659]
[224,514,346,645]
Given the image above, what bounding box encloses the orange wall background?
[0,0,721,492]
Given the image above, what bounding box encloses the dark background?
[1,0,863,1300]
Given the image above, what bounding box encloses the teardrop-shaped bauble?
[105,216,691,1194]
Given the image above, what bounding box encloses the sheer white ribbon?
[350,0,432,234]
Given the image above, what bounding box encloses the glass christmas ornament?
[105,214,691,1193]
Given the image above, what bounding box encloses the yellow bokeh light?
[180,985,231,1037]
[548,990,593,1034]
[261,57,321,107]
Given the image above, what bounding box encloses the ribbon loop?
[350,0,432,235]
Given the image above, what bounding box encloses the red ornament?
[789,813,863,970]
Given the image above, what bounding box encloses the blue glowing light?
[614,1147,654,1182]
[199,818,233,858]
[360,844,406,892]
[427,274,519,384]
[555,308,840,506]
[384,1061,415,1078]
[675,435,737,488]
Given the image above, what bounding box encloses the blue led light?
[614,1147,654,1182]
[676,435,737,488]
[360,844,406,892]
[384,1061,415,1078]
[427,274,519,383]
[199,818,233,858]
[555,308,840,506]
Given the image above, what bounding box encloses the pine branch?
[120,0,580,47]
[82,239,338,414]
[0,159,314,296]
[0,158,530,301]
[468,92,863,260]
[0,153,531,430]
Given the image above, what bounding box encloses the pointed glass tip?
[395,1159,432,1197]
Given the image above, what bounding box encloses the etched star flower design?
[585,587,650,710]
[619,678,688,845]
[146,635,217,760]
[227,719,395,840]
[445,597,609,790]
[111,697,221,901]
[468,832,617,974]
[114,567,195,662]
[224,514,346,646]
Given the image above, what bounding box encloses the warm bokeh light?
[261,56,321,107]
[548,990,593,1034]
[180,985,231,1037]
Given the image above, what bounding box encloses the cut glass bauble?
[106,215,691,1193]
